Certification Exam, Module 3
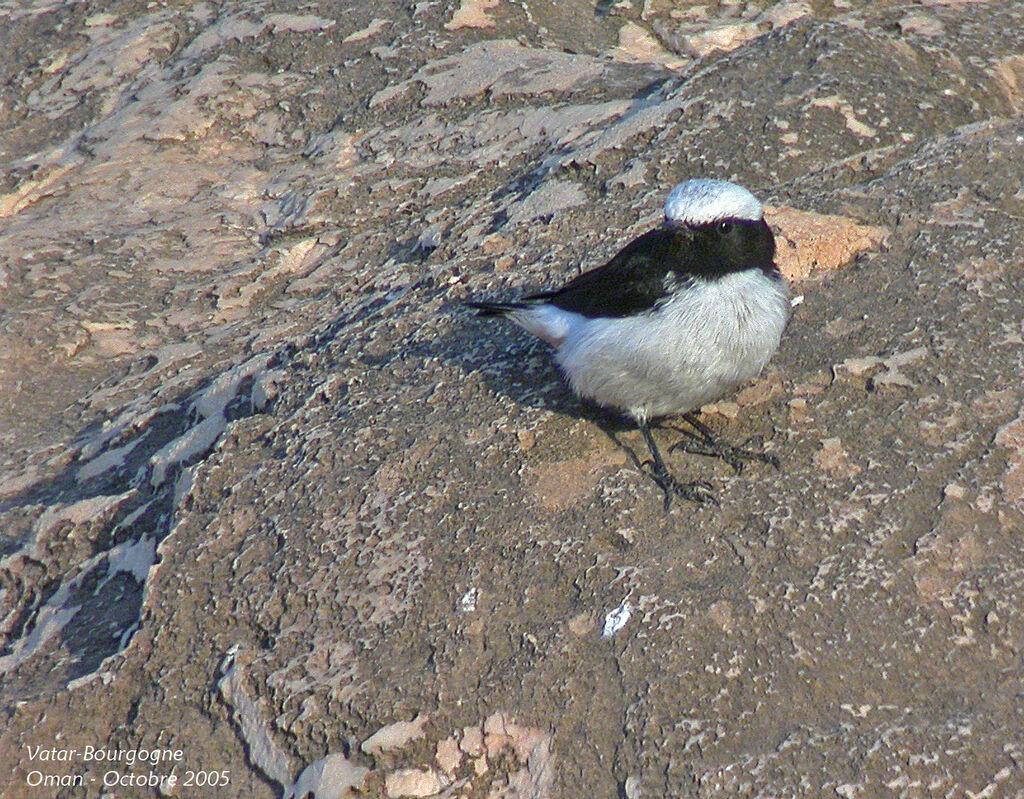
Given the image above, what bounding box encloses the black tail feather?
[465,299,528,317]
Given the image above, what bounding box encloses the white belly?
[553,270,790,421]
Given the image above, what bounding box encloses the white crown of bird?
[663,179,763,226]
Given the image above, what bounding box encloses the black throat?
[670,217,776,280]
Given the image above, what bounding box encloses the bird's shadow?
[425,295,569,409]
[422,295,652,465]
[420,295,778,488]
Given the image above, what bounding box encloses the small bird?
[468,179,790,507]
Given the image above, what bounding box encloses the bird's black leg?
[637,419,717,509]
[669,412,780,473]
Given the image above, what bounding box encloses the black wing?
[526,228,694,318]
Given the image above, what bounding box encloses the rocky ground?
[1,0,1023,797]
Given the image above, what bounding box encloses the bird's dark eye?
[717,220,733,235]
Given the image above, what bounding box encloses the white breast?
[553,270,790,421]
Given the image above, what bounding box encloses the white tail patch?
[507,304,585,348]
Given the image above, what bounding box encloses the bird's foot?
[644,461,718,510]
[635,418,719,509]
[670,436,778,473]
[670,415,780,474]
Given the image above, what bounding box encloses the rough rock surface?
[1,0,1023,797]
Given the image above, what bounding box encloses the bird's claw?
[670,434,778,474]
[740,435,780,469]
[647,468,718,510]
